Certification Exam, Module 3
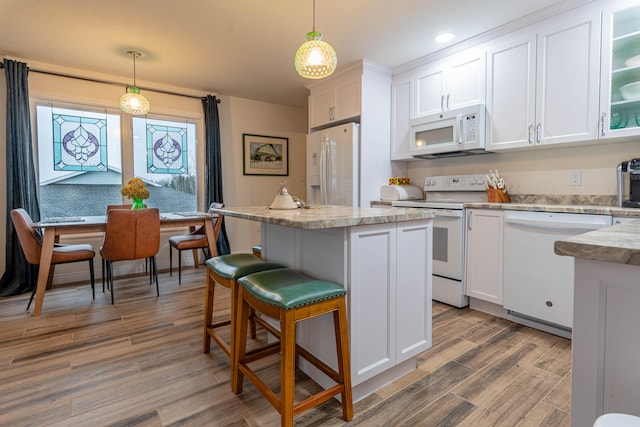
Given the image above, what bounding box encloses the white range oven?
[393,174,487,307]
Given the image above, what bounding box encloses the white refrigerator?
[306,122,359,206]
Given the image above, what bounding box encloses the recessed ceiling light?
[435,32,455,44]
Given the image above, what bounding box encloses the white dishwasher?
[503,211,611,331]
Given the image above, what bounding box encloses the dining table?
[31,212,217,316]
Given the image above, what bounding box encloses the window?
[36,103,198,218]
[132,117,197,213]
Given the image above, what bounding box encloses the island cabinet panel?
[260,218,432,401]
[349,224,397,382]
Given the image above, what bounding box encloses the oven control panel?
[423,174,487,192]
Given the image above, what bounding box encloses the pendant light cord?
[312,0,316,32]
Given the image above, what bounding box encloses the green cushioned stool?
[231,268,353,427]
[251,245,262,258]
[203,253,284,358]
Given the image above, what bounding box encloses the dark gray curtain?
[202,95,231,255]
[0,60,41,296]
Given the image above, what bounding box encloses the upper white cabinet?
[600,1,640,139]
[308,72,361,129]
[390,70,413,160]
[414,48,486,117]
[486,8,601,150]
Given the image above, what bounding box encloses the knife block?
[487,188,511,203]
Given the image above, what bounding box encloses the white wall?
[0,59,307,282]
[218,96,307,252]
[407,139,640,198]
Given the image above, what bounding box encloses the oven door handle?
[433,210,463,218]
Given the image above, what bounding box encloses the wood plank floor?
[0,267,571,426]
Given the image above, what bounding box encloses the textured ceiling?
[0,0,586,108]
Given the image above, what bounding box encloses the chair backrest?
[10,208,43,265]
[101,208,160,262]
[106,203,146,211]
[208,203,224,257]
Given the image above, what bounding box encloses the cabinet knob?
[546,300,553,307]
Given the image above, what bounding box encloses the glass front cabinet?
[601,1,640,138]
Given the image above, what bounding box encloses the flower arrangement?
[120,177,149,209]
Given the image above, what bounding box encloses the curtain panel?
[0,59,41,296]
[203,95,230,255]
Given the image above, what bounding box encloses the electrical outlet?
[570,170,582,186]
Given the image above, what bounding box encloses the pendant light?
[294,0,337,79]
[119,50,150,115]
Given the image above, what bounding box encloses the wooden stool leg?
[280,310,296,427]
[203,274,215,353]
[334,298,353,420]
[249,308,258,339]
[231,287,249,394]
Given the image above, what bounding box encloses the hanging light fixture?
[294,0,337,79]
[119,50,150,115]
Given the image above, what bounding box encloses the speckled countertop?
[464,202,640,217]
[555,221,640,266]
[212,205,434,229]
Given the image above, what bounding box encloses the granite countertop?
[464,202,640,217]
[555,221,640,266]
[212,205,434,229]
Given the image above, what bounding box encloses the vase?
[131,198,145,210]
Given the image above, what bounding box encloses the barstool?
[232,268,353,427]
[203,254,284,357]
[251,245,262,258]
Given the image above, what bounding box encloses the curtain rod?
[0,62,220,103]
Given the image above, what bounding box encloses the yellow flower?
[120,177,150,200]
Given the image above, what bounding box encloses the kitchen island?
[212,205,434,401]
[554,221,640,426]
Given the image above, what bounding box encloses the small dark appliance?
[617,159,640,207]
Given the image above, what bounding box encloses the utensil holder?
[487,188,511,203]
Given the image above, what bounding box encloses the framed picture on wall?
[242,134,289,176]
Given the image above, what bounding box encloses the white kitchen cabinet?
[600,1,640,139]
[262,218,432,400]
[349,220,432,382]
[486,7,601,150]
[308,72,361,129]
[465,209,503,305]
[414,48,486,117]
[390,71,413,160]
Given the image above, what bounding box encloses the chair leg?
[153,256,159,296]
[89,259,95,300]
[232,288,249,394]
[108,261,115,304]
[280,311,296,427]
[178,250,182,285]
[203,274,215,353]
[102,258,105,292]
[26,285,37,310]
[169,246,173,277]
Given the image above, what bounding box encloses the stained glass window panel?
[52,114,107,171]
[146,123,188,174]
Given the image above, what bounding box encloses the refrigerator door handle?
[320,136,328,205]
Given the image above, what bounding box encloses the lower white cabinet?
[465,209,504,305]
[261,219,432,400]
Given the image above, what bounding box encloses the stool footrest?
[294,384,345,415]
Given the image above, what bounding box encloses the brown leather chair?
[10,208,96,309]
[100,208,160,304]
[103,204,150,288]
[168,202,224,285]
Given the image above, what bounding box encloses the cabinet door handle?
[446,93,450,110]
[467,211,473,231]
[441,95,445,111]
[536,123,541,143]
[600,112,606,137]
[528,124,534,144]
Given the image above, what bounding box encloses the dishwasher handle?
[504,216,607,232]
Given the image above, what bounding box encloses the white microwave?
[410,104,488,158]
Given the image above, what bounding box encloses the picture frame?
[242,133,289,176]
